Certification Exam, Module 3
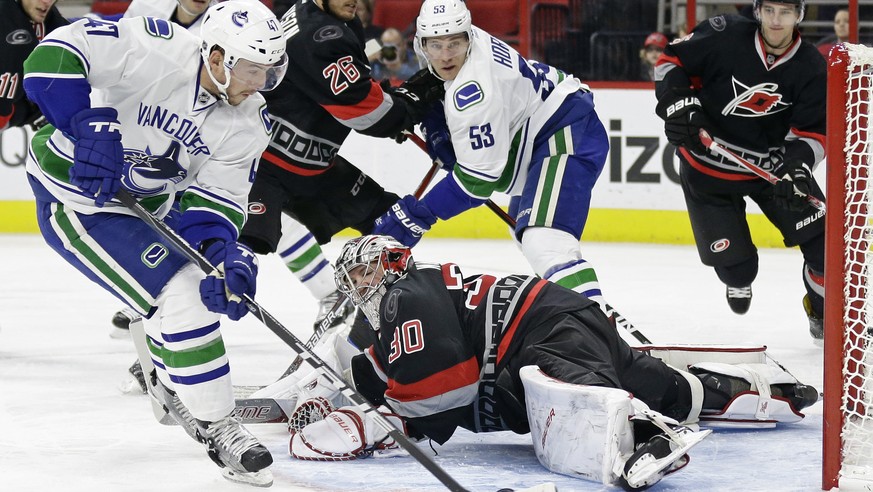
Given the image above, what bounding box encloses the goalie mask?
[414,0,474,80]
[753,0,805,23]
[199,0,288,100]
[334,235,412,331]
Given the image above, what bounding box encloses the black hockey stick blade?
[116,189,473,492]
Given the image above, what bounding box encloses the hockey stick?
[275,155,443,381]
[698,129,826,213]
[405,130,656,345]
[406,133,654,345]
[115,189,495,492]
[405,132,517,227]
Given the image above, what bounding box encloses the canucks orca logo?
[122,142,187,195]
[454,82,484,111]
[232,10,249,28]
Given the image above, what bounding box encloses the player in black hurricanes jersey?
[654,0,826,341]
[240,0,442,258]
[0,0,67,132]
[281,235,818,489]
[238,0,442,341]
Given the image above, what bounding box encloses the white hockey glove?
[289,405,408,461]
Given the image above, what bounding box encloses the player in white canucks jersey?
[22,1,287,485]
[109,0,344,354]
[372,0,611,308]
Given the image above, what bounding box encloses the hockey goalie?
[253,235,818,490]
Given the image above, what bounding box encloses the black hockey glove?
[773,159,813,211]
[656,88,709,154]
[390,68,446,124]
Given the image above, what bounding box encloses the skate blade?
[109,326,131,339]
[221,467,273,487]
[118,371,147,396]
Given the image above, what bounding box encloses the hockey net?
[823,43,873,491]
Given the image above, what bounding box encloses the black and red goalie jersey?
[263,0,417,175]
[349,262,602,444]
[655,14,826,179]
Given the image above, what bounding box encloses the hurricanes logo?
[6,29,32,45]
[122,142,187,195]
[721,77,790,117]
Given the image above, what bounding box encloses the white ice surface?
[0,235,826,491]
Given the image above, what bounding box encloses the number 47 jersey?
[441,26,597,198]
[24,16,271,225]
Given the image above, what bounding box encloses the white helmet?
[414,0,474,77]
[334,235,412,331]
[199,0,288,97]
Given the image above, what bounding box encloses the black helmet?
[753,0,805,22]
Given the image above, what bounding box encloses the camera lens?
[381,45,398,62]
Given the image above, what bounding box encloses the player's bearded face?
[322,0,357,22]
[21,0,57,23]
[424,34,470,81]
[757,3,800,50]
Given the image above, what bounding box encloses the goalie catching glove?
[289,401,408,461]
[655,88,710,155]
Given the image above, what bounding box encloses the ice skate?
[155,374,273,486]
[618,426,710,490]
[118,359,147,395]
[201,416,274,487]
[725,285,752,314]
[110,306,139,339]
[803,294,823,344]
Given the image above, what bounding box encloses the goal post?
[823,43,873,491]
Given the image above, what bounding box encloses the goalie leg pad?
[690,362,814,426]
[519,365,635,485]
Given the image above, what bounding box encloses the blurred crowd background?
[56,0,873,83]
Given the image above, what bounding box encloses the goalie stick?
[698,129,826,213]
[117,189,550,492]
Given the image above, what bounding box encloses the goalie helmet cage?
[823,43,873,491]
